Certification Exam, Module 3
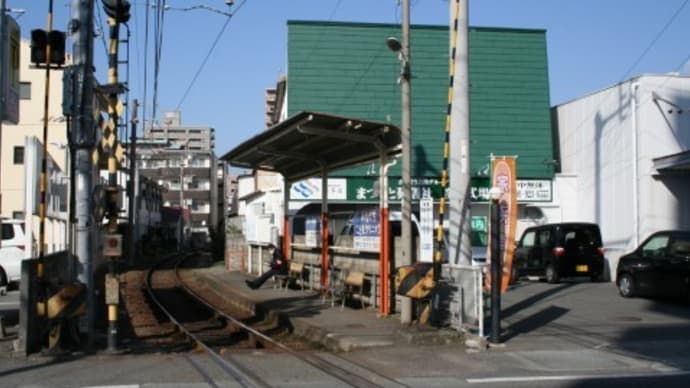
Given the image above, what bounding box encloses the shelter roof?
[220,111,401,182]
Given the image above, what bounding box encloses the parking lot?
[499,277,690,368]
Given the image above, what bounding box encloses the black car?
[616,230,690,300]
[514,223,605,283]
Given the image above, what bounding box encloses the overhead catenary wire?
[142,0,151,130]
[151,0,167,125]
[175,0,248,111]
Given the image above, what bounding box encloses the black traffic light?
[48,31,66,65]
[31,29,47,64]
[102,0,131,23]
[30,29,66,65]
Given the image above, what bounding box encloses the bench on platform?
[286,262,305,291]
[342,270,366,309]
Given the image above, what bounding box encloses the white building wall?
[554,75,690,279]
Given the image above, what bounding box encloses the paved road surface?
[1,279,689,387]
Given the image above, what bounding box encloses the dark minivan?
[514,223,605,283]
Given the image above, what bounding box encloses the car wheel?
[545,264,559,284]
[590,273,602,283]
[0,268,7,296]
[617,273,635,298]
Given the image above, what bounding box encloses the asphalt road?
[1,279,689,387]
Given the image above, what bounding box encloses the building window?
[12,211,24,220]
[19,82,31,100]
[13,146,24,164]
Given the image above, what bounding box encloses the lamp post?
[386,0,413,325]
[489,186,502,344]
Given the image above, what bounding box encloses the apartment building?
[136,138,219,246]
[144,111,215,150]
[1,39,68,255]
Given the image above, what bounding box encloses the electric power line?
[175,0,248,111]
[619,0,689,81]
[151,0,167,125]
[559,0,690,146]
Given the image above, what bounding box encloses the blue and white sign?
[291,178,347,201]
[305,216,320,247]
[352,207,380,252]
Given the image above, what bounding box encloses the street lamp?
[488,186,502,344]
[386,0,413,326]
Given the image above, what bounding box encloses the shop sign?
[293,177,552,203]
[290,178,347,200]
[472,178,552,202]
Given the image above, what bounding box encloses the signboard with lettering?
[352,206,379,252]
[419,196,434,263]
[289,176,552,203]
[305,216,320,247]
[2,17,20,124]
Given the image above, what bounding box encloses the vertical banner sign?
[419,196,434,262]
[2,16,20,124]
[305,216,320,247]
[486,157,518,294]
[353,206,380,251]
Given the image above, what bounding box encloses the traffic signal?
[30,29,47,64]
[48,31,66,65]
[30,29,66,65]
[102,0,131,23]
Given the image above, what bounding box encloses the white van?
[0,219,29,295]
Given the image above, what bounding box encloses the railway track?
[145,253,406,388]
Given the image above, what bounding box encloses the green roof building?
[287,21,554,206]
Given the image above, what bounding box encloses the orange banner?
[485,157,518,294]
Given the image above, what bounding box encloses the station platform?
[189,265,464,352]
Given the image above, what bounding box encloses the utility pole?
[70,0,96,345]
[399,0,413,325]
[448,0,471,267]
[446,0,475,328]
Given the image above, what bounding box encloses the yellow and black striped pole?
[105,13,120,353]
[37,0,55,322]
[433,0,462,281]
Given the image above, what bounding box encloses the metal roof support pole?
[379,150,390,315]
[282,178,291,260]
[320,166,329,294]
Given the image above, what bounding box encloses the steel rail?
[146,253,270,388]
[174,255,404,388]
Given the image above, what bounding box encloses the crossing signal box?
[103,234,123,257]
[30,29,66,66]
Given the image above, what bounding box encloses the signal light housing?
[30,29,66,66]
[102,0,131,23]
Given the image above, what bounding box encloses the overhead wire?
[558,0,690,150]
[152,0,167,125]
[142,0,151,131]
[619,0,689,81]
[94,0,109,57]
[175,0,248,111]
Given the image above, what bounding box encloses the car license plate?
[576,265,588,272]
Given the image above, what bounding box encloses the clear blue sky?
[11,0,690,156]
